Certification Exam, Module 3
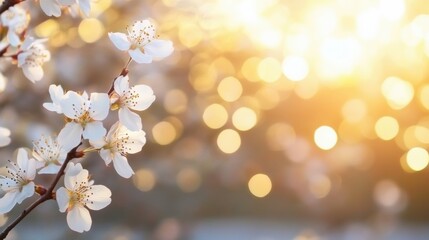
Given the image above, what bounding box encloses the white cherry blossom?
[17,37,51,83]
[58,91,109,150]
[32,135,69,174]
[110,75,155,131]
[0,5,29,46]
[0,149,38,214]
[58,0,92,17]
[90,122,146,178]
[43,84,65,114]
[40,0,62,17]
[56,163,111,233]
[108,19,173,64]
[0,127,11,147]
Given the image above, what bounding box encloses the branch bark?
[0,0,25,15]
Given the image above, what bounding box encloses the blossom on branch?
[58,0,92,17]
[0,127,11,147]
[0,5,29,46]
[58,91,109,150]
[40,0,63,17]
[90,122,146,178]
[56,163,111,233]
[17,37,51,83]
[32,135,69,174]
[0,148,38,214]
[108,19,173,64]
[110,75,155,131]
[43,84,65,114]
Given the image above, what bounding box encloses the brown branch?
[0,144,82,240]
[108,57,132,95]
[0,0,25,15]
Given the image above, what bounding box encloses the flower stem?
[0,0,25,15]
[108,57,132,95]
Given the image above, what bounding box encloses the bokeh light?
[282,56,309,82]
[232,107,257,131]
[381,77,414,110]
[78,18,104,43]
[248,173,272,198]
[133,169,156,192]
[152,121,177,145]
[203,104,228,129]
[217,129,241,154]
[217,77,243,102]
[314,126,338,150]
[406,147,429,172]
[374,116,399,141]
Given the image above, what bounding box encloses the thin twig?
[0,0,25,15]
[108,57,132,95]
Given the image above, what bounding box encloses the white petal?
[85,185,111,210]
[43,84,64,113]
[38,164,61,174]
[21,37,35,51]
[58,122,83,151]
[82,121,106,141]
[144,39,174,60]
[113,75,129,96]
[0,136,11,147]
[56,187,69,212]
[42,103,58,112]
[99,149,113,165]
[16,148,29,172]
[65,168,89,190]
[25,158,38,180]
[58,0,74,5]
[7,31,20,47]
[112,153,134,178]
[65,162,83,178]
[89,138,107,149]
[124,130,146,154]
[60,91,86,120]
[119,107,142,131]
[15,182,35,204]
[22,64,44,83]
[40,0,61,17]
[0,191,18,214]
[108,32,131,51]
[89,93,109,121]
[126,85,155,111]
[78,0,91,16]
[67,205,92,233]
[128,49,152,64]
[0,127,10,137]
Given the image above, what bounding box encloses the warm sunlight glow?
[282,56,309,82]
[381,77,414,110]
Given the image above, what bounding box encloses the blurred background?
[1,0,429,239]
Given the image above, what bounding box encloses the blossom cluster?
[0,0,173,234]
